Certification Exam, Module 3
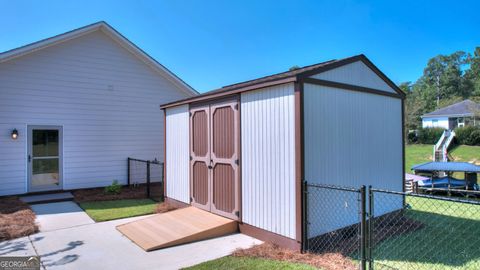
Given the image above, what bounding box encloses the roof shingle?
[422,100,480,118]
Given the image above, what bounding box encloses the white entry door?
[28,126,63,192]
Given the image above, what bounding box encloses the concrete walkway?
[1,214,262,270]
[31,202,95,232]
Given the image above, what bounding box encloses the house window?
[457,117,465,128]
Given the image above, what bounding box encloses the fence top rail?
[418,187,480,195]
[128,157,163,164]
[370,187,480,206]
[305,182,361,193]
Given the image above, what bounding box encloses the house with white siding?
[0,22,197,196]
[161,54,405,250]
[422,100,480,129]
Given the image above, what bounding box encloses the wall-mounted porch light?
[11,129,18,140]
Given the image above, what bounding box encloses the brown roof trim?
[161,77,297,109]
[160,54,405,109]
[302,78,404,99]
[298,54,405,98]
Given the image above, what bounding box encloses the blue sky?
[1,0,479,92]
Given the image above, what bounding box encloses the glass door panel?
[29,127,62,191]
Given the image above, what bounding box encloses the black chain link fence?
[369,188,480,270]
[304,182,480,269]
[127,157,164,201]
[304,183,367,268]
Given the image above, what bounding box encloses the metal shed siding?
[0,31,191,195]
[241,83,296,239]
[303,83,403,237]
[310,61,396,94]
[165,105,190,204]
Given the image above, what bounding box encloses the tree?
[465,47,480,97]
[421,51,469,105]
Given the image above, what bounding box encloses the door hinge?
[189,112,192,117]
[235,211,240,217]
[235,159,239,165]
[190,156,193,161]
[190,197,193,203]
[234,104,239,110]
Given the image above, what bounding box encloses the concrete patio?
[1,212,262,270]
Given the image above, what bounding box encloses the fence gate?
[127,157,164,201]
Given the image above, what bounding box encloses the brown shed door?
[190,98,239,220]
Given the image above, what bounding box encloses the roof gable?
[0,21,197,96]
[422,100,480,118]
[309,60,396,94]
[161,54,405,109]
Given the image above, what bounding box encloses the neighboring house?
[0,22,197,196]
[422,100,480,129]
[161,54,405,250]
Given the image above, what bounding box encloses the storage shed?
[161,55,405,250]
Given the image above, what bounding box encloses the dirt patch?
[73,184,159,203]
[0,197,38,241]
[371,210,424,246]
[155,202,177,213]
[234,243,357,270]
[307,210,424,256]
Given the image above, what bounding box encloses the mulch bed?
[235,210,424,270]
[0,197,38,241]
[72,184,157,203]
[155,202,177,213]
[234,243,357,270]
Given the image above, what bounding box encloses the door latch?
[28,155,31,162]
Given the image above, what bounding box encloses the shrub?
[454,126,480,145]
[407,132,418,144]
[415,128,445,144]
[467,129,480,145]
[104,180,121,195]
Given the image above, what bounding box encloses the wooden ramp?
[116,207,238,251]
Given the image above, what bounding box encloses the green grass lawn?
[183,256,316,270]
[372,196,480,269]
[79,199,157,222]
[405,144,480,173]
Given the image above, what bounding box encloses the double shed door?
[190,98,240,220]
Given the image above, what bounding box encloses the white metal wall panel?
[165,105,190,204]
[0,31,192,195]
[304,83,403,237]
[311,61,396,94]
[241,83,296,239]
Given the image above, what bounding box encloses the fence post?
[127,158,131,186]
[146,160,151,197]
[302,181,308,252]
[368,186,374,270]
[360,185,367,270]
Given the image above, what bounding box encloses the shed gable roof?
[0,21,198,96]
[160,54,405,109]
[422,100,480,118]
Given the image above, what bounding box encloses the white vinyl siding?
[311,61,397,94]
[422,117,449,129]
[241,83,296,239]
[304,83,403,237]
[0,31,191,195]
[165,105,190,204]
